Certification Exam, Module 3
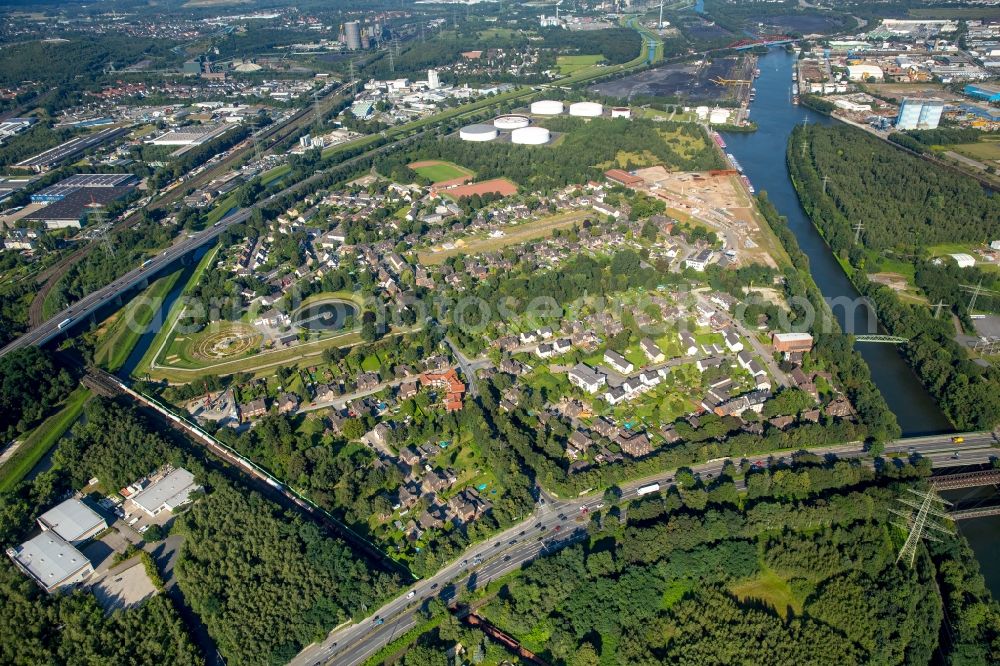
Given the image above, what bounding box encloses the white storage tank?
[530,100,564,115]
[511,126,551,145]
[494,114,530,130]
[459,123,499,142]
[569,101,603,117]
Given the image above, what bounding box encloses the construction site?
[626,165,782,268]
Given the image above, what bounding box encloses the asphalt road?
[293,431,997,666]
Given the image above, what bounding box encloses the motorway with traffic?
[293,431,998,666]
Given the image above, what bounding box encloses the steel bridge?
[854,334,909,344]
[931,469,1000,491]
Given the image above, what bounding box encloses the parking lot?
[91,561,157,611]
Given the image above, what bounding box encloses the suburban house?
[568,363,606,394]
[603,350,634,375]
[640,337,665,363]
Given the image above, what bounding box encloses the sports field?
[557,54,604,74]
[409,160,474,183]
[443,178,518,199]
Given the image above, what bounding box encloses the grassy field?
[417,209,590,265]
[131,246,218,379]
[730,568,802,619]
[909,6,1000,18]
[94,269,184,372]
[0,386,91,492]
[949,139,1000,163]
[409,160,473,183]
[557,54,604,74]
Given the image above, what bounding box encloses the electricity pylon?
[890,488,953,568]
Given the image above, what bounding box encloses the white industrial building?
[530,100,564,115]
[37,498,107,545]
[846,65,884,81]
[427,69,440,89]
[128,468,200,517]
[148,124,229,146]
[949,253,976,268]
[7,533,93,593]
[511,126,550,145]
[611,107,631,119]
[895,98,944,130]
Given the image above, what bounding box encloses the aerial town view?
[1,0,1000,664]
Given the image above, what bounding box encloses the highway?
[293,431,998,666]
[0,207,254,356]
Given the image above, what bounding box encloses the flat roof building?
[771,332,814,354]
[128,468,200,517]
[7,532,93,593]
[37,498,107,545]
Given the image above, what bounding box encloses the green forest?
[0,347,75,442]
[0,559,201,665]
[788,124,1000,429]
[1,394,400,666]
[480,459,1000,665]
[175,485,400,665]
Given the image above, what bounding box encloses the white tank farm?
[459,123,499,142]
[530,100,564,115]
[511,126,551,145]
[569,101,603,117]
[494,114,530,130]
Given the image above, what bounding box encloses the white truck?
[636,483,660,496]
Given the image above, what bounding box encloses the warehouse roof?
[38,498,106,544]
[7,532,91,591]
[130,468,199,515]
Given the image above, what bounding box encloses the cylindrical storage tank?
[530,100,564,115]
[459,123,499,142]
[569,101,603,117]
[494,114,530,130]
[511,126,551,145]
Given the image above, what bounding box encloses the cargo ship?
[726,153,744,173]
[741,175,755,193]
[712,131,727,149]
[749,87,756,101]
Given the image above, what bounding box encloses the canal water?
[720,49,952,437]
[721,48,1000,591]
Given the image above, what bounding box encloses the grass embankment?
[557,54,604,74]
[0,386,91,492]
[131,246,218,379]
[94,269,184,372]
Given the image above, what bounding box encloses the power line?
[889,488,953,568]
[931,300,949,318]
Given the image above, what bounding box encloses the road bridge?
[930,469,1000,491]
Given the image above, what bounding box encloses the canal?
[721,49,953,437]
[722,48,1000,592]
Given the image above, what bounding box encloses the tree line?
[788,124,1000,429]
